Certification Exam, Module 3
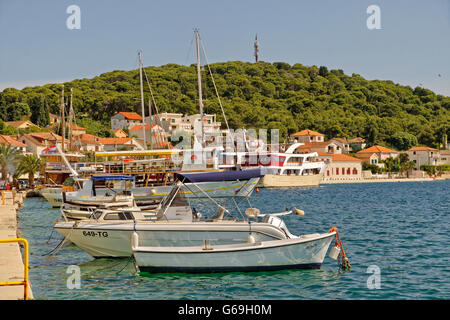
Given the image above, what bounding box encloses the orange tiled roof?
[119,112,142,120]
[129,124,162,131]
[356,145,397,154]
[355,152,376,159]
[348,137,365,143]
[112,129,127,137]
[28,132,62,141]
[331,154,362,162]
[316,151,333,156]
[5,120,35,128]
[290,129,324,137]
[21,132,62,146]
[408,146,438,152]
[69,124,86,130]
[331,137,348,143]
[0,135,26,147]
[74,134,102,145]
[97,137,132,145]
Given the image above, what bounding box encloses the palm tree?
[0,144,20,181]
[400,161,416,178]
[17,154,44,189]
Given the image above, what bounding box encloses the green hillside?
[1,61,449,150]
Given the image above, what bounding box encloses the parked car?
[18,180,30,190]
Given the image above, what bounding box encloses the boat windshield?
[159,185,189,211]
[103,211,135,220]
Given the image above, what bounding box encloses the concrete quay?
[321,177,446,184]
[0,191,33,300]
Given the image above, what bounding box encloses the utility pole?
[138,51,147,149]
[194,28,205,148]
[61,85,65,152]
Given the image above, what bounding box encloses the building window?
[347,168,351,175]
[353,168,358,175]
[327,170,330,176]
[342,168,345,175]
[413,151,416,155]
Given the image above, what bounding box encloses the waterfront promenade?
[321,176,446,184]
[0,191,33,300]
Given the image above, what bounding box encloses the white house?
[407,146,439,170]
[129,124,166,147]
[97,137,144,151]
[111,112,143,130]
[0,135,27,154]
[290,129,325,143]
[19,132,64,157]
[72,134,104,152]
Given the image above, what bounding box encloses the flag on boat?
[41,145,58,155]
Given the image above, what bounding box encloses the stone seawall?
[0,191,33,300]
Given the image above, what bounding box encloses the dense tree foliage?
[1,61,449,146]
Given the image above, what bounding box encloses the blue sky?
[1,0,450,95]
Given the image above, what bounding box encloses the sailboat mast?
[138,51,147,148]
[195,29,205,147]
[61,85,65,152]
[69,88,73,151]
[148,98,152,150]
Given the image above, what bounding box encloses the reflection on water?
[18,180,450,299]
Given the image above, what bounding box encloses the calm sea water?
[17,180,450,300]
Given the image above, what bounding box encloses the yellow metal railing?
[0,238,30,300]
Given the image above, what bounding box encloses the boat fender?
[328,227,351,271]
[131,231,139,251]
[328,245,341,260]
[247,234,256,244]
[294,208,305,215]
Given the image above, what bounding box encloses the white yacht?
[220,143,327,187]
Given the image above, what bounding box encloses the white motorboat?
[53,207,294,258]
[132,232,336,273]
[131,188,340,273]
[44,168,263,207]
[53,171,297,258]
[60,175,162,220]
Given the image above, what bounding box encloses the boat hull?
[134,233,335,273]
[259,174,323,188]
[40,187,64,207]
[53,221,288,258]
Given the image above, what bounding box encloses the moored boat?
[53,172,292,258]
[132,232,335,273]
[220,143,326,188]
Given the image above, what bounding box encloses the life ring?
[191,154,198,161]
